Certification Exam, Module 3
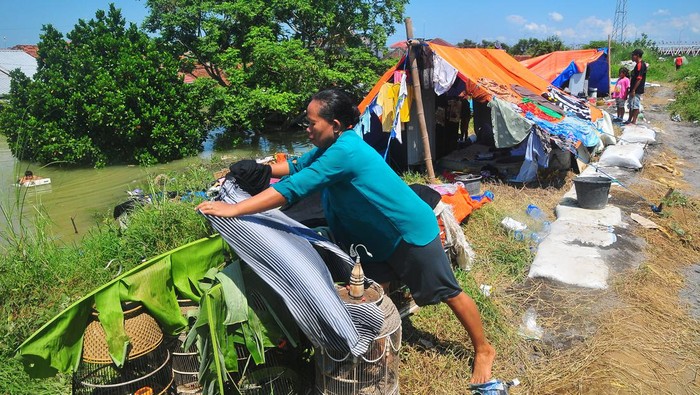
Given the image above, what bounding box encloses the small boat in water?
[16,178,52,187]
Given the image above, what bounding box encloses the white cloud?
[653,9,670,16]
[524,22,549,34]
[634,13,700,42]
[506,15,527,25]
[549,12,563,22]
[549,16,612,44]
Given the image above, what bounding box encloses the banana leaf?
[18,235,226,377]
[93,283,129,367]
[216,262,248,326]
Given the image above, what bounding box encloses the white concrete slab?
[555,204,623,228]
[529,238,609,289]
[547,220,617,247]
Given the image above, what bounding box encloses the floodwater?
[0,128,312,243]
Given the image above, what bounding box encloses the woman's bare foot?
[470,343,496,384]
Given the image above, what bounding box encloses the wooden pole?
[608,34,612,97]
[404,17,437,182]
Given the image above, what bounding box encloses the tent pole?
[404,17,437,182]
[608,34,612,97]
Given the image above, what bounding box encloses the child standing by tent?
[612,67,630,122]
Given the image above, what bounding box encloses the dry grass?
[399,148,700,394]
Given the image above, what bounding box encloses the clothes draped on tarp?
[544,87,592,120]
[488,96,535,148]
[204,180,384,357]
[511,84,565,116]
[526,111,601,148]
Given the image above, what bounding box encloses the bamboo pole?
[608,34,612,97]
[404,17,437,182]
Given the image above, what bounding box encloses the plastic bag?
[518,307,543,340]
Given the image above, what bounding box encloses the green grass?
[668,57,700,122]
[0,172,215,394]
[609,43,700,122]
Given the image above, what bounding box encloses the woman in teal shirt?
[197,89,495,383]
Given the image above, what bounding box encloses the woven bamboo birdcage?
[73,302,175,395]
[168,292,300,395]
[315,283,402,395]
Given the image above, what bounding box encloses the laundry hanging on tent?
[488,96,534,148]
[511,130,550,183]
[433,54,458,95]
[389,72,409,143]
[376,81,412,133]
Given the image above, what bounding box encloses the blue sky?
[1,0,698,48]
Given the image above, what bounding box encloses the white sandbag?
[620,124,656,144]
[597,144,645,169]
[598,112,617,146]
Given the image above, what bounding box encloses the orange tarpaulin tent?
[521,49,605,83]
[359,42,602,121]
[521,49,609,96]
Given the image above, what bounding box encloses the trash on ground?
[630,213,660,229]
[518,307,544,340]
[501,217,527,232]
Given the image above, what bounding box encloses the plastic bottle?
[526,204,551,234]
[526,204,545,220]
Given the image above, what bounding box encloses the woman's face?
[306,100,340,149]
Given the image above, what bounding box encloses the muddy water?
[0,129,311,243]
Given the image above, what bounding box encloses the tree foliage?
[0,5,208,166]
[456,38,509,51]
[508,36,568,57]
[143,0,407,131]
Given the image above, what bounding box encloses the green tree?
[509,36,567,56]
[456,39,478,48]
[0,5,208,167]
[143,0,407,131]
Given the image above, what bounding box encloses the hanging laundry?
[512,131,549,183]
[488,96,534,148]
[389,72,409,143]
[376,79,412,134]
[433,54,458,95]
[376,83,399,132]
[526,112,601,148]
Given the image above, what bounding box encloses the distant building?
[0,49,38,96]
[11,44,39,59]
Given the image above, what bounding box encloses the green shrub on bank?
[0,194,211,394]
[669,57,700,122]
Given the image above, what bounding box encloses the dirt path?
[643,84,700,196]
[510,83,700,394]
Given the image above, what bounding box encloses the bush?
[0,5,208,167]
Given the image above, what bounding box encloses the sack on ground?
[597,144,645,169]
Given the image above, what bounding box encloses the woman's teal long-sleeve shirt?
[272,131,438,262]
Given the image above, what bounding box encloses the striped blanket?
[203,180,384,356]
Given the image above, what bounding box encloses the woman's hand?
[196,201,239,217]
